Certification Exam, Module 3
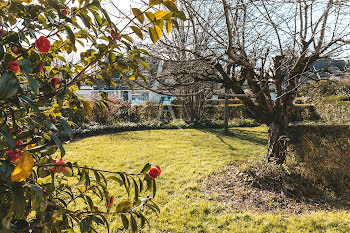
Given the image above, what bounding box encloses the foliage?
[0,0,183,231]
[65,102,319,127]
[299,79,350,124]
[287,125,350,193]
[299,79,350,103]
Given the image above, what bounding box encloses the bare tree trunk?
[267,122,288,165]
[224,87,229,135]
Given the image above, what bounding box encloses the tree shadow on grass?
[200,127,268,147]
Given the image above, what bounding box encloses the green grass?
[63,127,350,232]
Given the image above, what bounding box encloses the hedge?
[287,125,350,193]
[129,104,320,122]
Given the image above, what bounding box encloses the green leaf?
[19,96,40,113]
[176,11,187,21]
[62,167,73,177]
[89,6,103,26]
[130,214,137,233]
[0,43,4,61]
[64,25,76,46]
[133,178,139,203]
[117,172,129,194]
[130,26,143,40]
[152,178,156,198]
[45,119,58,132]
[17,59,39,95]
[101,8,113,27]
[85,195,94,210]
[132,8,144,24]
[88,215,104,225]
[12,187,25,218]
[145,203,159,215]
[93,170,100,182]
[0,162,15,179]
[148,27,158,45]
[140,163,151,173]
[80,219,90,233]
[57,117,73,140]
[155,20,164,30]
[150,200,161,213]
[162,1,178,12]
[30,184,44,210]
[145,12,156,22]
[109,176,123,185]
[171,18,179,30]
[0,72,19,99]
[25,74,39,95]
[37,166,51,178]
[121,214,129,230]
[115,200,132,213]
[99,214,110,232]
[138,177,143,193]
[149,0,163,6]
[55,55,67,63]
[0,129,16,149]
[46,133,65,157]
[139,213,148,229]
[79,12,91,29]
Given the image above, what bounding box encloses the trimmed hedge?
[70,118,260,140]
[132,104,320,122]
[287,125,350,193]
[63,102,321,126]
[313,101,350,124]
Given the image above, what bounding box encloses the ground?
[63,127,350,232]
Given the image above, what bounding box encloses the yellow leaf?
[116,200,133,213]
[148,27,158,44]
[154,25,162,40]
[82,101,93,115]
[11,151,34,182]
[111,81,119,87]
[166,22,172,34]
[154,10,170,20]
[69,85,79,93]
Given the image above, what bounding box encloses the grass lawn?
[63,127,350,232]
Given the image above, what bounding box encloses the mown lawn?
[63,127,350,232]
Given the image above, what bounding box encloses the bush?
[298,78,350,124]
[0,1,181,231]
[67,103,318,126]
[287,125,350,193]
[289,104,321,122]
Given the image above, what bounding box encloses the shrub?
[287,125,350,193]
[0,1,182,232]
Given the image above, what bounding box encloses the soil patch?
[201,163,350,214]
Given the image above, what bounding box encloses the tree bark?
[267,122,288,165]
